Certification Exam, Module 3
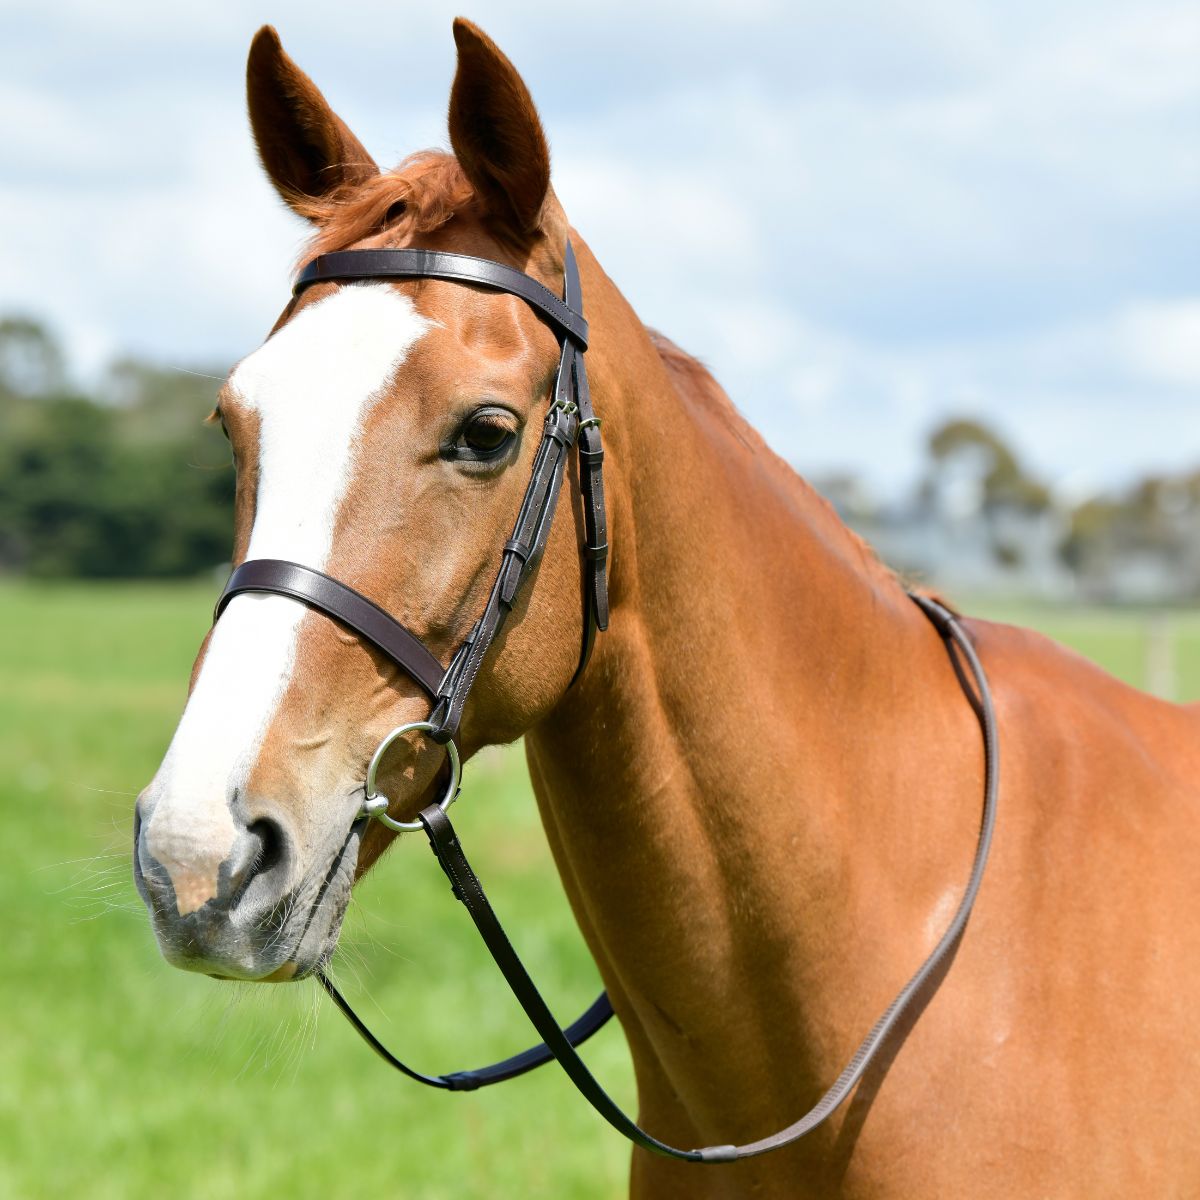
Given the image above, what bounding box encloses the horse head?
[134,21,603,981]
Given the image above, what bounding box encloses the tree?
[0,318,235,578]
[0,316,66,400]
[1059,469,1200,598]
[926,418,1050,515]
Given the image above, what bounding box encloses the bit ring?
[362,721,461,833]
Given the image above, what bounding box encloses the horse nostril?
[226,817,288,907]
[250,818,285,876]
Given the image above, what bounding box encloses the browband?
[295,249,589,349]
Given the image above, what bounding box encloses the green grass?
[2,583,1197,1200]
[0,581,632,1200]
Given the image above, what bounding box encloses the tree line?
[0,317,234,578]
[1,314,1195,591]
[920,417,1200,595]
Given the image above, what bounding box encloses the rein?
[211,242,999,1163]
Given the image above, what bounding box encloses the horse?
[133,19,1200,1198]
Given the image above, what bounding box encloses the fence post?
[1144,611,1176,700]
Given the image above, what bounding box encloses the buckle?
[546,396,580,446]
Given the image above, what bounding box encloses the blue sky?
[1,0,1196,499]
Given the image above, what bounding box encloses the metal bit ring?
[362,721,461,833]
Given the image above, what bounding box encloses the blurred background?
[1,2,1196,1197]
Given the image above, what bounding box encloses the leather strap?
[428,359,580,740]
[328,595,1000,1164]
[562,244,609,673]
[428,242,606,741]
[215,559,447,699]
[417,802,709,1160]
[223,240,609,744]
[295,249,589,349]
[316,964,614,1092]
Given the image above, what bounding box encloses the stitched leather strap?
[417,802,708,1160]
[337,595,999,1164]
[215,559,446,698]
[563,244,609,675]
[240,240,609,744]
[295,249,589,349]
[428,361,580,740]
[428,242,604,740]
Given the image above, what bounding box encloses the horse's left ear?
[448,19,551,243]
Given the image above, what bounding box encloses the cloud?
[1117,301,1200,388]
[0,0,1195,499]
[722,297,1200,495]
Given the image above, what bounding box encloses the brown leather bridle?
[216,241,607,742]
[209,241,1000,1164]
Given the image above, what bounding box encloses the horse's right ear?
[246,25,378,215]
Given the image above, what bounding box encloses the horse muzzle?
[132,788,361,981]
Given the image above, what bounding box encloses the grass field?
[0,582,632,1200]
[1,582,1197,1199]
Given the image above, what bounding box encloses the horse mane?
[647,328,906,592]
[292,151,475,269]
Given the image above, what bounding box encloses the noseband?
[209,240,1000,1165]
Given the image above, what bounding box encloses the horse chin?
[195,890,349,983]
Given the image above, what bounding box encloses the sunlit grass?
[1,581,1196,1198]
[0,581,631,1200]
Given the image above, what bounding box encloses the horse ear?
[246,25,378,214]
[448,19,551,243]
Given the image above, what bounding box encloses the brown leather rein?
[210,242,999,1164]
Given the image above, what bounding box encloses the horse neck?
[525,253,981,1138]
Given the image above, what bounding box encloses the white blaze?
[144,284,431,910]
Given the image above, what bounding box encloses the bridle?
[210,238,1000,1164]
[217,241,607,753]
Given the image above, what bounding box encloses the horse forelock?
[292,151,476,269]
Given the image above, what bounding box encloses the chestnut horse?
[134,19,1200,1198]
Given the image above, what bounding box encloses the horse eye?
[455,409,517,460]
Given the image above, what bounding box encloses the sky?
[1,0,1197,500]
